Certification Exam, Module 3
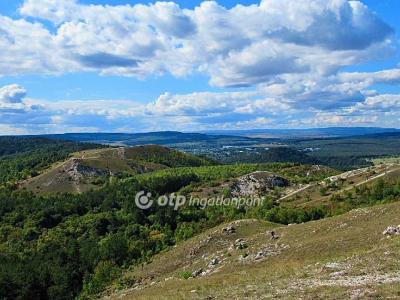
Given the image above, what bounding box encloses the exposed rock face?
[231,171,289,197]
[66,159,109,180]
[383,225,400,235]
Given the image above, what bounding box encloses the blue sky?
[0,0,399,134]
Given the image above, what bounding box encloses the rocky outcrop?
[233,238,248,250]
[222,225,236,235]
[65,159,109,180]
[383,225,400,235]
[231,171,289,197]
[191,268,203,278]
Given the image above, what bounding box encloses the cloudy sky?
[0,0,399,134]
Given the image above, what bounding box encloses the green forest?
[1,168,400,299]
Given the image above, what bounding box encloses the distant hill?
[204,127,400,138]
[38,131,267,146]
[123,145,213,167]
[12,130,400,172]
[293,132,400,158]
[219,147,319,165]
[0,136,101,158]
[34,128,400,146]
[21,145,213,194]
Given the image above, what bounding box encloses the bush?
[80,261,120,298]
[180,271,192,280]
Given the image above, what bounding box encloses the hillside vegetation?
[21,145,213,194]
[218,147,318,165]
[2,136,400,299]
[123,145,213,167]
[292,132,400,170]
[1,158,399,299]
[0,137,103,184]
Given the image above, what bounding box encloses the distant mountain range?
[30,127,400,147]
[39,131,263,146]
[202,127,400,138]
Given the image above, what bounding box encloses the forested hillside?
[0,137,103,184]
[292,133,400,170]
[1,161,399,299]
[1,136,400,299]
[124,145,213,167]
[219,147,318,165]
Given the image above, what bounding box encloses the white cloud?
[0,85,152,134]
[147,91,260,116]
[299,112,380,127]
[0,1,399,133]
[0,84,26,103]
[348,94,400,113]
[0,0,390,86]
[0,16,72,76]
[339,68,400,85]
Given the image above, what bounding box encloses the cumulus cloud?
[0,16,72,76]
[0,0,390,86]
[339,68,400,85]
[0,84,152,134]
[0,1,399,133]
[1,81,400,134]
[0,85,56,134]
[0,84,26,103]
[348,94,400,113]
[147,91,260,116]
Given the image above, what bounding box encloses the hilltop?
[21,145,212,194]
[0,136,103,185]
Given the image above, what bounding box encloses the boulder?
[234,238,248,250]
[210,258,220,266]
[222,225,236,234]
[191,268,203,278]
[383,225,400,235]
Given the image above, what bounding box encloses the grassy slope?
[135,163,337,185]
[280,163,400,209]
[109,201,400,300]
[21,145,212,194]
[101,163,400,300]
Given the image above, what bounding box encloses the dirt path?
[279,184,313,201]
[278,164,399,202]
[348,166,400,190]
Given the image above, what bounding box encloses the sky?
[0,0,399,134]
